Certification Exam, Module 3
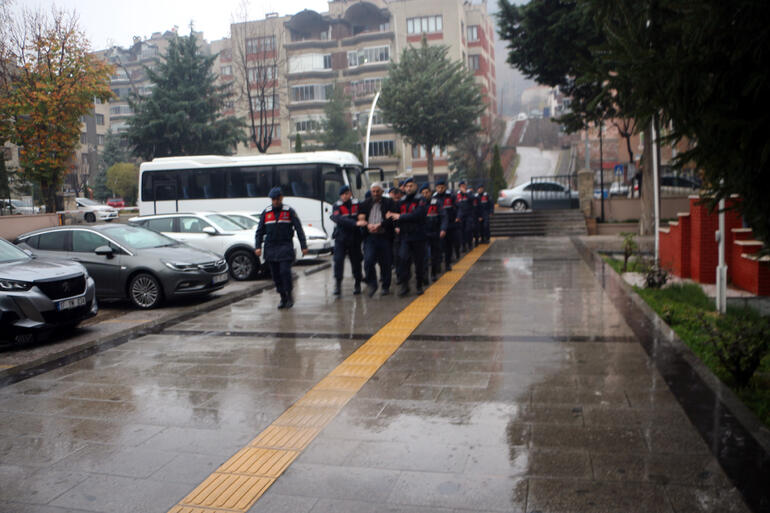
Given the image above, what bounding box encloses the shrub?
[701,312,770,388]
[644,264,669,289]
[620,232,638,273]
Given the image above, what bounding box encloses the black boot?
[416,281,424,295]
[353,280,361,295]
[277,293,287,309]
[333,280,341,296]
[398,283,410,297]
[381,288,390,296]
[366,282,377,297]
[285,292,294,308]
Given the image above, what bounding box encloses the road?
[513,146,565,187]
[0,238,764,513]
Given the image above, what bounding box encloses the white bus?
[138,151,382,236]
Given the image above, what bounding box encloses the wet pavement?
[0,238,764,513]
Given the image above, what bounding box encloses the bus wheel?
[228,250,257,281]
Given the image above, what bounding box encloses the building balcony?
[342,62,389,77]
[287,100,330,111]
[341,31,394,47]
[286,70,336,81]
[284,39,338,51]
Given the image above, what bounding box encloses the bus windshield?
[344,166,369,200]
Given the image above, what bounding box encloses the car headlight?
[0,279,32,291]
[163,261,198,272]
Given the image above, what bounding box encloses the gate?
[530,175,579,210]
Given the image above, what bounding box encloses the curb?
[0,260,331,388]
[571,236,770,512]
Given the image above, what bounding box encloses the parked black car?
[0,237,97,342]
[15,224,229,309]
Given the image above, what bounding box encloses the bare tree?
[612,117,636,167]
[231,3,285,153]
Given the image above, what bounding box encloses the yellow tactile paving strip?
[168,241,493,513]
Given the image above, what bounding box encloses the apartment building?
[221,0,497,181]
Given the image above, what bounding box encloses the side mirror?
[94,245,114,258]
[356,172,362,190]
[202,226,217,235]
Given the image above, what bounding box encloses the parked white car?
[76,197,119,222]
[128,212,300,280]
[220,211,332,259]
[497,180,579,211]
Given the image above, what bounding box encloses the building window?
[468,55,480,71]
[467,25,479,42]
[247,66,277,83]
[220,65,232,76]
[411,145,447,159]
[406,15,443,35]
[294,118,322,133]
[80,132,86,144]
[246,36,275,54]
[291,84,333,102]
[95,114,105,125]
[347,46,390,67]
[355,110,384,128]
[250,94,279,111]
[97,134,105,146]
[251,124,281,140]
[368,140,394,157]
[349,78,383,98]
[288,54,332,73]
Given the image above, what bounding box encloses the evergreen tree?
[379,39,485,186]
[317,84,358,155]
[294,133,302,153]
[127,29,245,160]
[489,145,507,202]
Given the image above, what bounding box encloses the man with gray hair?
[358,182,398,296]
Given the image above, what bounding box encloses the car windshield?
[101,225,177,249]
[226,215,258,229]
[78,198,100,206]
[0,239,30,263]
[206,214,248,232]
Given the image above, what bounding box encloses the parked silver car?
[15,224,228,309]
[0,237,97,342]
[497,180,580,211]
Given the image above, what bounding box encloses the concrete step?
[489,209,587,237]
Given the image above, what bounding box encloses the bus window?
[237,166,273,198]
[180,169,226,199]
[142,171,177,201]
[276,165,319,199]
[322,165,344,204]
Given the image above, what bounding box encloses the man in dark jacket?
[422,183,448,282]
[331,185,365,295]
[475,183,493,243]
[434,179,459,270]
[255,187,308,309]
[386,178,427,296]
[389,186,403,283]
[456,180,474,252]
[358,183,398,296]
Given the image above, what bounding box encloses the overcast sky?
[14,0,330,50]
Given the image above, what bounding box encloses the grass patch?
[601,254,647,274]
[632,282,770,428]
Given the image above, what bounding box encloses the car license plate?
[56,296,86,311]
[212,273,228,284]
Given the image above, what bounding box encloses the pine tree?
[318,84,358,155]
[294,133,302,153]
[489,145,507,202]
[379,39,484,186]
[127,29,245,160]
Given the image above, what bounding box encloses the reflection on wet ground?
[0,237,761,512]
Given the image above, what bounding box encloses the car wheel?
[84,212,96,223]
[512,200,528,211]
[228,250,257,281]
[128,273,163,309]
